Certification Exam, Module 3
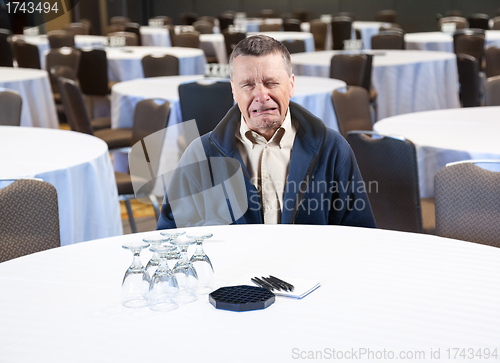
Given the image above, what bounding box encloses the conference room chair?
[467,14,489,30]
[57,77,131,149]
[0,179,60,263]
[110,16,130,26]
[141,54,179,78]
[453,29,485,66]
[484,76,500,106]
[310,19,328,51]
[259,9,277,19]
[104,24,126,36]
[259,23,281,32]
[336,12,355,20]
[180,12,198,25]
[125,23,142,46]
[283,19,302,32]
[347,131,435,234]
[63,22,90,35]
[331,16,352,50]
[173,31,200,48]
[116,98,171,233]
[375,10,397,23]
[292,9,309,22]
[218,12,234,32]
[485,46,500,77]
[198,16,216,26]
[282,39,306,54]
[438,16,468,31]
[0,29,13,67]
[193,21,214,34]
[456,53,481,107]
[77,48,114,98]
[492,17,500,30]
[0,89,22,126]
[330,53,367,88]
[80,19,93,35]
[332,87,372,139]
[107,31,138,46]
[150,16,173,26]
[435,160,500,247]
[50,65,82,126]
[223,30,246,58]
[11,39,41,69]
[379,23,403,32]
[46,47,81,96]
[47,30,75,49]
[371,30,405,50]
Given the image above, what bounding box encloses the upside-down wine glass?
[186,233,214,294]
[169,238,198,303]
[121,241,151,308]
[143,236,171,278]
[148,245,180,312]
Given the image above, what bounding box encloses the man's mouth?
[252,107,278,114]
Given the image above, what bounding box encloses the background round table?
[406,31,500,52]
[352,21,391,49]
[111,75,346,195]
[0,126,122,246]
[373,106,500,198]
[234,17,283,32]
[291,50,460,120]
[248,31,315,52]
[0,224,498,362]
[0,67,58,128]
[105,46,206,81]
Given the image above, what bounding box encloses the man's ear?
[289,73,295,98]
[230,80,238,103]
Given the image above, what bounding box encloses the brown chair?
[193,21,214,34]
[375,10,397,23]
[223,30,246,58]
[259,23,281,32]
[80,19,93,34]
[180,12,198,25]
[371,30,405,50]
[484,76,500,106]
[107,31,138,46]
[331,16,352,50]
[218,12,235,32]
[57,77,132,150]
[283,19,302,32]
[292,9,308,22]
[456,53,481,107]
[0,179,60,263]
[104,23,126,36]
[47,30,75,49]
[110,16,130,26]
[173,31,200,48]
[435,160,500,247]
[485,46,500,78]
[116,99,171,232]
[282,39,306,54]
[468,13,489,30]
[453,29,485,65]
[310,19,328,51]
[46,47,81,95]
[141,54,179,77]
[492,17,500,30]
[198,16,216,26]
[347,131,435,234]
[125,23,142,46]
[379,23,403,32]
[0,29,13,67]
[77,49,112,97]
[331,87,372,139]
[0,90,22,126]
[11,39,41,69]
[63,22,90,35]
[259,9,276,19]
[330,53,367,87]
[438,16,468,31]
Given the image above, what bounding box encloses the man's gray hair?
[229,35,292,78]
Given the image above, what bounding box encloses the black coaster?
[209,285,275,312]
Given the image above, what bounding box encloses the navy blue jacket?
[157,102,376,229]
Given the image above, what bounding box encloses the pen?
[251,277,274,291]
[262,276,287,291]
[269,275,294,292]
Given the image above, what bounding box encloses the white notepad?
[233,273,321,299]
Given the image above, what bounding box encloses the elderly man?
[157,35,376,229]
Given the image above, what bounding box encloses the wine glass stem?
[195,240,204,254]
[130,251,143,271]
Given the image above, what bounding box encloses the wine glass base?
[150,301,179,312]
[122,298,150,308]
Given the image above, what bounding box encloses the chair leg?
[124,197,137,233]
[149,194,160,221]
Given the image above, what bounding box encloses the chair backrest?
[331,16,352,50]
[468,13,489,30]
[57,77,93,134]
[80,19,93,34]
[292,9,308,22]
[50,65,78,81]
[63,22,90,35]
[173,31,200,48]
[47,30,75,49]
[223,30,246,58]
[107,31,138,46]
[125,23,142,45]
[0,29,13,67]
[218,12,234,32]
[330,53,367,87]
[282,39,306,54]
[492,16,500,30]
[453,29,485,64]
[283,19,302,32]
[0,89,22,126]
[46,47,81,92]
[77,48,109,96]
[141,54,179,77]
[310,19,328,51]
[484,75,500,106]
[110,16,130,26]
[375,10,397,23]
[438,16,468,30]
[198,16,216,26]
[178,80,234,136]
[485,46,500,78]
[331,87,372,139]
[104,24,126,36]
[259,23,281,32]
[131,99,171,147]
[0,179,60,263]
[456,53,480,107]
[371,30,405,50]
[193,21,214,34]
[435,161,500,247]
[180,12,198,26]
[347,131,423,233]
[12,39,41,69]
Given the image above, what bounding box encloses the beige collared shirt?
[235,109,297,224]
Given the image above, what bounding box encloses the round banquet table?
[352,21,391,49]
[248,31,315,52]
[0,126,122,246]
[111,75,346,195]
[105,46,206,82]
[405,31,500,52]
[0,224,498,362]
[0,67,58,128]
[234,17,283,32]
[291,50,460,120]
[373,106,500,198]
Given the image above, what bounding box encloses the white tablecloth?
[291,50,460,120]
[0,126,122,246]
[373,106,500,198]
[105,46,206,82]
[353,21,391,49]
[0,67,58,128]
[247,31,315,52]
[140,26,172,47]
[406,31,500,52]
[234,17,283,32]
[1,224,499,362]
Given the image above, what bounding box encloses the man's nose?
[253,84,270,102]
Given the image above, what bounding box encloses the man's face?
[230,53,295,138]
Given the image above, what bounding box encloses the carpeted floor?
[122,215,158,234]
